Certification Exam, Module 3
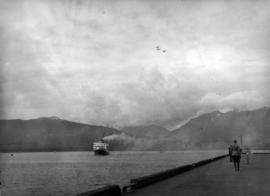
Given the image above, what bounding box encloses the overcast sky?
[1,0,270,129]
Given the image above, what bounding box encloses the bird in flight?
[156,46,167,53]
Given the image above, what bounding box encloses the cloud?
[0,0,270,129]
[198,91,267,112]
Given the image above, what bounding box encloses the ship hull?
[94,149,109,156]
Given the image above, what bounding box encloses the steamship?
[93,139,109,156]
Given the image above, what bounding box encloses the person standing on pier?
[228,145,233,162]
[246,147,251,164]
[231,140,242,171]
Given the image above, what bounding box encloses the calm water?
[0,151,226,196]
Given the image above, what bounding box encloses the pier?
[77,153,270,196]
[123,153,270,196]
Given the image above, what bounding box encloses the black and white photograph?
[0,0,270,195]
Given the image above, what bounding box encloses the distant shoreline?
[1,149,270,154]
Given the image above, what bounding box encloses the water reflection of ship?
[93,139,109,156]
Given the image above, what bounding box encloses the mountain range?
[0,117,120,152]
[150,107,270,150]
[0,107,269,152]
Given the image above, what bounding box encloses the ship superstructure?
[93,139,109,155]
